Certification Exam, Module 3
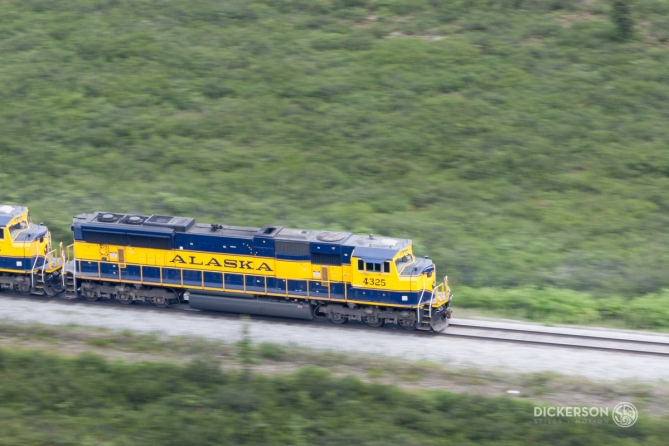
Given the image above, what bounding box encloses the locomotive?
[1,204,453,331]
[0,205,64,296]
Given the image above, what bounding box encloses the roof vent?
[121,215,148,225]
[96,213,124,223]
[317,232,348,242]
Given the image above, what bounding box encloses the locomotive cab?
[0,205,63,295]
[350,240,452,330]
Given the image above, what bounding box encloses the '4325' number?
[363,278,386,286]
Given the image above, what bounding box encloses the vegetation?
[2,1,669,321]
[1,321,667,419]
[611,0,635,40]
[457,286,669,330]
[0,348,666,445]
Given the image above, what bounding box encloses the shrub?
[610,0,635,40]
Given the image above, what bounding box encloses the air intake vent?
[147,215,174,224]
[275,241,310,256]
[96,213,124,223]
[311,253,341,265]
[143,215,196,232]
[317,232,348,242]
[121,215,148,225]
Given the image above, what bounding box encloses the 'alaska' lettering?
[239,261,253,270]
[169,255,273,272]
[206,258,221,267]
[257,262,272,271]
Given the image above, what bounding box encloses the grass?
[1,321,668,420]
[2,0,669,326]
[0,346,667,445]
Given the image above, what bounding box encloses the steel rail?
[444,323,669,357]
[448,322,669,347]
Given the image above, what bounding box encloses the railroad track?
[445,322,669,357]
[2,291,669,357]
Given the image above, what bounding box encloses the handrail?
[41,248,60,286]
[433,283,444,304]
[428,288,435,318]
[31,255,39,289]
[64,243,74,262]
[62,243,74,288]
[430,281,451,311]
[45,249,60,270]
[416,287,426,324]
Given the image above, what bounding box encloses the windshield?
[394,254,413,272]
[9,221,27,238]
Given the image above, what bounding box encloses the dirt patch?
[386,31,447,41]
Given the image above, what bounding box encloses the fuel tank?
[187,290,314,320]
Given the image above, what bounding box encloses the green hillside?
[0,348,666,445]
[2,0,669,302]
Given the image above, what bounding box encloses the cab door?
[410,263,422,293]
[0,227,7,268]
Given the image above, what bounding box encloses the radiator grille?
[311,253,340,265]
[275,241,310,255]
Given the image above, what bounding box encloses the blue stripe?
[0,255,44,271]
[310,242,342,255]
[347,285,420,306]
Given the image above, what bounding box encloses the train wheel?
[152,295,169,308]
[117,293,133,305]
[399,318,416,331]
[14,284,31,296]
[80,284,99,301]
[327,313,347,325]
[363,315,384,328]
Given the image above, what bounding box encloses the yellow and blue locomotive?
[65,211,452,330]
[0,205,64,296]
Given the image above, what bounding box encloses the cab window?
[395,254,413,271]
[9,221,27,238]
[0,228,4,239]
[358,260,390,273]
